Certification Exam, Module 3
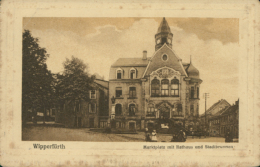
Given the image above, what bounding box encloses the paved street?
[23,125,227,142]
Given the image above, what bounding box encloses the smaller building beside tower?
[208,99,239,137]
[199,99,230,132]
[55,79,109,128]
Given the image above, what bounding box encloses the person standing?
[151,130,157,142]
[145,128,151,142]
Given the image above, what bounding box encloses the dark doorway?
[147,122,154,132]
[129,122,135,130]
[78,117,82,128]
[159,107,170,119]
[89,118,94,128]
[111,120,116,128]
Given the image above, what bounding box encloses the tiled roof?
[221,105,238,115]
[111,58,150,67]
[200,99,230,116]
[94,79,108,89]
[211,106,229,118]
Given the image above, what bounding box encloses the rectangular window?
[190,104,194,116]
[177,104,182,116]
[89,103,96,113]
[147,104,155,116]
[100,122,107,128]
[129,87,136,97]
[161,85,169,96]
[197,87,199,98]
[190,87,194,98]
[129,104,136,116]
[90,90,96,99]
[116,87,122,97]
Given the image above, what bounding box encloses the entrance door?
[129,122,135,130]
[147,123,154,131]
[159,107,170,119]
[89,118,94,128]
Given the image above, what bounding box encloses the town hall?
[109,18,202,131]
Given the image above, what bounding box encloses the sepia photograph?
[1,0,259,166]
[22,17,239,143]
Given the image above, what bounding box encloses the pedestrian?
[145,128,151,142]
[151,130,157,142]
[225,129,232,142]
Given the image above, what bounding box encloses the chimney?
[142,50,147,60]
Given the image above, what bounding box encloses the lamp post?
[204,93,209,137]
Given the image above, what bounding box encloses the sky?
[23,17,239,114]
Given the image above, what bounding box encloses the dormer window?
[129,67,137,79]
[117,70,122,79]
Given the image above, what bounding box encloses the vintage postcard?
[1,0,260,166]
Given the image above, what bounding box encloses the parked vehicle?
[171,130,186,142]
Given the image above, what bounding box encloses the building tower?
[155,17,173,51]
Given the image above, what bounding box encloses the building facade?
[209,99,239,137]
[56,79,109,128]
[109,18,202,131]
[199,99,231,133]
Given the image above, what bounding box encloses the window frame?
[116,68,123,79]
[90,90,96,99]
[129,104,136,116]
[190,104,194,116]
[115,103,122,116]
[161,79,169,96]
[115,87,122,98]
[171,78,179,97]
[147,103,155,116]
[151,78,160,97]
[129,87,136,98]
[89,103,96,113]
[190,87,195,99]
[129,68,137,79]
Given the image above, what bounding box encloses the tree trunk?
[43,106,46,125]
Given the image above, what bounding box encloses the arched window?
[161,79,169,96]
[171,78,179,96]
[129,68,136,79]
[147,103,155,116]
[116,69,122,79]
[151,79,160,97]
[115,104,122,116]
[129,104,135,116]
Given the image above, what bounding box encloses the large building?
[108,18,202,131]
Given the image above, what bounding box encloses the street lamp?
[204,93,210,137]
